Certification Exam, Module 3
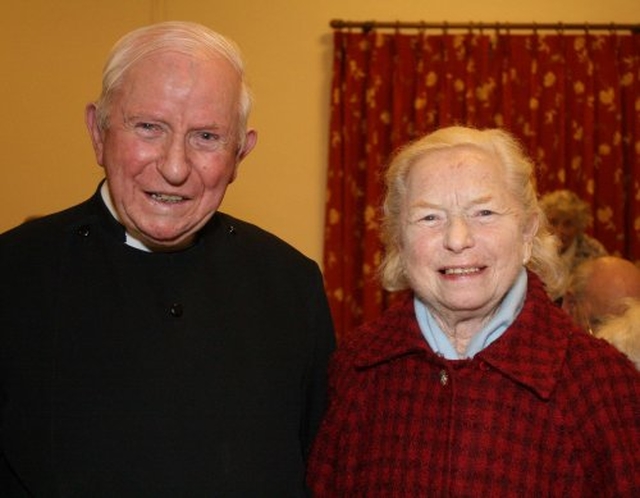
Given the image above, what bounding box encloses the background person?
[307,126,640,497]
[562,255,640,334]
[539,188,608,274]
[0,21,334,497]
[596,298,640,371]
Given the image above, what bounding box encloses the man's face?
[86,50,256,250]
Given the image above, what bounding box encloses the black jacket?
[0,186,335,497]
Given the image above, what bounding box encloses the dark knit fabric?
[1,185,335,497]
[307,272,640,497]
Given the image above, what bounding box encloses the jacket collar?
[351,272,570,400]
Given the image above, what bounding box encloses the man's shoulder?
[0,196,99,248]
[209,212,315,265]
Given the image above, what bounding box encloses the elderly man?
[0,21,334,496]
[562,255,640,334]
[597,298,640,370]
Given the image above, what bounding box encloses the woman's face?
[399,145,537,324]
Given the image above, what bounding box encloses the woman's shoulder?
[575,233,608,259]
[561,327,640,405]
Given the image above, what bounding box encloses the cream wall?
[2,0,637,265]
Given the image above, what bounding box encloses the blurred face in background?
[562,256,640,334]
[546,211,579,253]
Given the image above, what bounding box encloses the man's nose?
[158,137,191,185]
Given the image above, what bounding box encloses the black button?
[77,225,91,237]
[169,303,183,317]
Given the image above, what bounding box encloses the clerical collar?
[100,182,152,252]
[414,268,528,360]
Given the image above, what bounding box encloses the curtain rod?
[329,19,640,34]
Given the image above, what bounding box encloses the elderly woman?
[539,189,608,273]
[307,127,640,496]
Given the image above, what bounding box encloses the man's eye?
[200,132,217,140]
[191,131,226,150]
[477,209,494,217]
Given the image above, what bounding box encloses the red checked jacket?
[307,272,640,497]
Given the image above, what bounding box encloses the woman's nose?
[444,216,474,252]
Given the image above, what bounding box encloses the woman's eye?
[421,213,439,223]
[477,209,494,217]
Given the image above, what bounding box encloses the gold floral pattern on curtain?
[323,29,640,341]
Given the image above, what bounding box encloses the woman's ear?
[522,212,540,265]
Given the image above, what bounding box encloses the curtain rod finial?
[362,21,375,33]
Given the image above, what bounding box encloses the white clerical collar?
[100,182,152,252]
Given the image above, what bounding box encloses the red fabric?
[307,273,640,496]
[323,30,640,341]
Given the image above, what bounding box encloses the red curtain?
[323,29,640,341]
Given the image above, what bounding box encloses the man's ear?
[238,129,257,161]
[85,103,105,167]
[230,129,258,183]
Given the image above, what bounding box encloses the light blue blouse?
[414,268,528,359]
